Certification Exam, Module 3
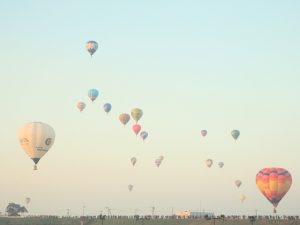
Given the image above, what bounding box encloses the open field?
[0,217,300,225]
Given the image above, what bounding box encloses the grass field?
[0,217,300,225]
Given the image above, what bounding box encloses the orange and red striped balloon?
[256,168,292,213]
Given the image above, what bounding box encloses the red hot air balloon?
[256,168,292,213]
[132,124,141,135]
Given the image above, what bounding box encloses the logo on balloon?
[45,138,52,146]
[20,138,29,144]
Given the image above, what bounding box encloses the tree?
[5,203,28,216]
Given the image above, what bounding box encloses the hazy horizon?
[0,0,299,217]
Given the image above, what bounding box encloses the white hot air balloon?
[18,122,55,170]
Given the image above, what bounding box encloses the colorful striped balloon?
[256,168,292,213]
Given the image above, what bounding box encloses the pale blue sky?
[0,0,299,216]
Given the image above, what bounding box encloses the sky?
[0,0,300,217]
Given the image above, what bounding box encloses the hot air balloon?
[231,130,240,141]
[131,108,143,123]
[128,184,133,192]
[140,131,148,140]
[155,159,162,168]
[131,157,137,166]
[88,89,99,102]
[201,130,207,137]
[86,40,98,57]
[103,103,112,114]
[235,180,242,188]
[218,162,224,168]
[119,113,130,126]
[25,197,31,204]
[206,159,213,168]
[77,101,86,112]
[256,168,292,213]
[132,124,141,135]
[240,194,246,203]
[18,122,55,170]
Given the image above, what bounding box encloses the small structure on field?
[175,210,214,219]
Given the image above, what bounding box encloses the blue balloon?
[140,131,148,140]
[88,89,99,102]
[103,103,112,113]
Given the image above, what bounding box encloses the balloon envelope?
[256,167,292,213]
[201,130,207,137]
[155,159,162,167]
[240,194,246,203]
[218,162,224,168]
[128,184,133,192]
[119,113,130,126]
[206,159,213,168]
[131,157,137,166]
[18,122,55,169]
[235,180,242,188]
[131,108,143,123]
[88,89,99,102]
[132,124,141,135]
[77,101,86,112]
[103,103,112,113]
[231,130,240,140]
[86,40,98,56]
[140,131,148,140]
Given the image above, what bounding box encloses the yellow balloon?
[240,194,246,202]
[131,108,143,123]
